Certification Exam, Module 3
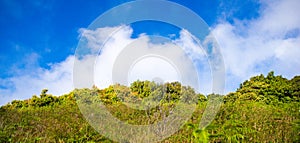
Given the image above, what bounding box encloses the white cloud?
[79,25,132,54]
[78,25,136,88]
[0,55,74,106]
[79,25,212,93]
[174,29,206,61]
[256,0,300,37]
[212,0,300,92]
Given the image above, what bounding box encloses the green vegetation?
[0,72,299,142]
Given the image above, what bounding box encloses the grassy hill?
[0,72,299,142]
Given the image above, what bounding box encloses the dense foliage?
[0,72,299,142]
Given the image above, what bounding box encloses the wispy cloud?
[0,55,74,106]
[212,0,300,92]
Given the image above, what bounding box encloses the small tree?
[40,89,48,98]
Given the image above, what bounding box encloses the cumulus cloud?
[212,0,300,92]
[79,26,210,92]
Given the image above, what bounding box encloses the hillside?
[0,72,299,142]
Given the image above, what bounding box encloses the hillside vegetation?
[0,71,299,142]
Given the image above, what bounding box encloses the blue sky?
[1,0,299,105]
[0,0,260,77]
